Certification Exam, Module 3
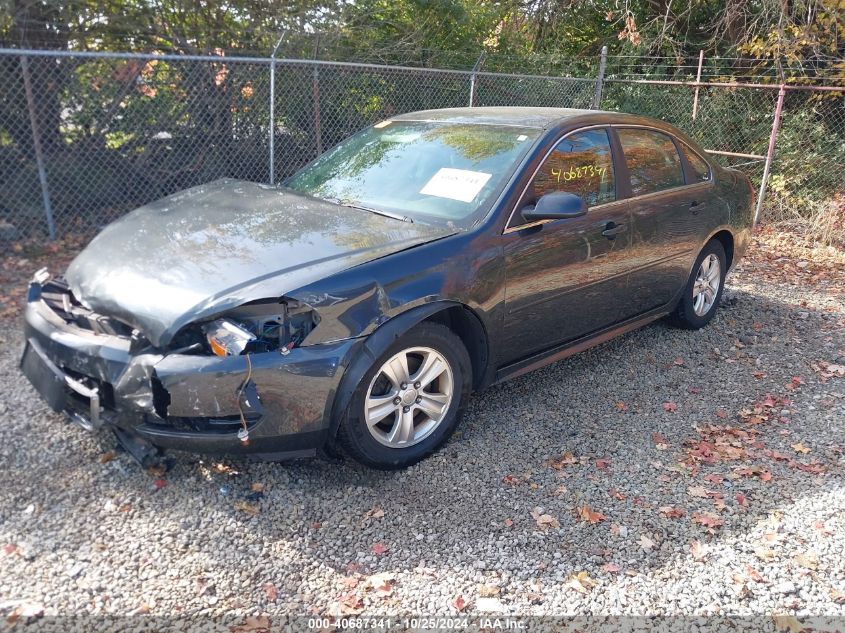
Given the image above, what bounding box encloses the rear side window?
[680,142,711,183]
[530,129,615,208]
[617,129,684,196]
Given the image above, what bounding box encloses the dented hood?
[66,179,456,347]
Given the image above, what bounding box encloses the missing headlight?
[195,299,318,356]
[203,319,256,356]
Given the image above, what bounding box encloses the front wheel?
[338,322,472,469]
[670,239,727,329]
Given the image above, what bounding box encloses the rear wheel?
[338,322,471,469]
[671,239,727,329]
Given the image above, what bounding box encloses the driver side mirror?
[521,191,587,222]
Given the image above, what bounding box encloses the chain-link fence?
[0,47,842,241]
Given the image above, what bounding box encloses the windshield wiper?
[323,198,414,223]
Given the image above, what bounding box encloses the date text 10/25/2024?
[307,617,527,630]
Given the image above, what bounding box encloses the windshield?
[285,120,540,226]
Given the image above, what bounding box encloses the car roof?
[391,106,645,129]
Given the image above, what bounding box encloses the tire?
[670,239,727,330]
[338,322,472,469]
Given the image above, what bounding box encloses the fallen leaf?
[595,458,611,470]
[478,584,501,597]
[366,572,396,597]
[692,511,724,529]
[504,518,514,527]
[152,478,167,490]
[704,474,725,484]
[335,594,363,616]
[673,357,685,366]
[231,615,271,633]
[364,507,385,519]
[690,540,708,561]
[233,501,260,516]
[608,488,627,501]
[754,547,776,562]
[371,542,389,555]
[452,595,467,612]
[687,485,711,498]
[773,615,805,633]
[663,402,678,412]
[146,463,167,477]
[5,601,45,625]
[830,588,845,604]
[659,506,686,519]
[99,451,117,464]
[735,493,748,507]
[531,507,561,530]
[746,565,766,583]
[616,401,628,411]
[601,562,621,573]
[791,442,811,454]
[3,543,19,556]
[311,522,322,530]
[715,409,728,419]
[639,534,655,551]
[576,505,606,524]
[341,576,360,589]
[566,571,597,594]
[251,482,266,493]
[546,452,577,469]
[263,583,279,602]
[553,484,569,496]
[793,553,818,570]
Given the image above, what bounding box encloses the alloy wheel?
[364,347,454,448]
[692,253,721,317]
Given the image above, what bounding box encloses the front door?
[500,128,634,363]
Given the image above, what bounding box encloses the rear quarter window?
[680,142,712,183]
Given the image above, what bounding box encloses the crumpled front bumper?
[21,288,360,457]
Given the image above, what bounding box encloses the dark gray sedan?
[20,107,754,469]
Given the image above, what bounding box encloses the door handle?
[601,221,627,239]
[690,200,700,215]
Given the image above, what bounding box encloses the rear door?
[613,127,712,318]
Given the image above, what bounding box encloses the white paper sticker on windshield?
[373,120,392,128]
[420,168,492,203]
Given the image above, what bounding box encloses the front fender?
[325,301,466,439]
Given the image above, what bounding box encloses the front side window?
[680,142,711,183]
[617,129,684,196]
[527,129,616,210]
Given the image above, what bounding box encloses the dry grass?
[763,195,845,250]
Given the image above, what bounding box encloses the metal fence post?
[268,34,285,185]
[20,55,56,240]
[312,66,322,156]
[692,50,704,120]
[754,84,786,226]
[468,52,486,107]
[592,46,608,109]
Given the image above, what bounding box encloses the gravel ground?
[0,230,844,630]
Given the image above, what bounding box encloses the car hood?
[65,179,457,347]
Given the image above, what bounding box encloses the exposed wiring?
[236,353,253,444]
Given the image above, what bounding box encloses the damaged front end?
[21,270,359,463]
